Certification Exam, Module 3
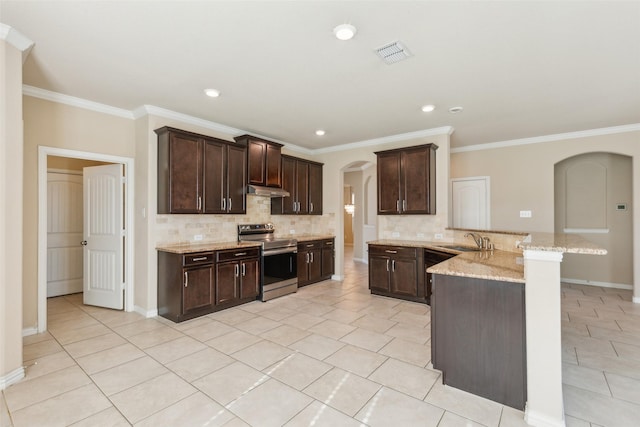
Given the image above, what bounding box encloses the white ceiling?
[2,1,639,150]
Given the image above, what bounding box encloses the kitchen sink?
[433,244,481,252]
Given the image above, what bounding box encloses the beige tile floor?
[2,250,639,426]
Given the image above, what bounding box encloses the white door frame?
[38,146,135,332]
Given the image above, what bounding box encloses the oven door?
[262,247,297,301]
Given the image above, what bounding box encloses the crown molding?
[451,123,640,154]
[0,23,34,62]
[23,85,134,119]
[313,126,455,155]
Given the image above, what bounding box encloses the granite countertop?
[156,241,261,254]
[367,239,479,255]
[292,234,335,242]
[518,232,607,255]
[427,250,525,283]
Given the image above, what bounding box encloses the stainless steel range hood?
[247,185,290,198]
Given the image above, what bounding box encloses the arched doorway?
[555,152,633,288]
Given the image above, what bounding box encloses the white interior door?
[47,172,83,297]
[83,164,124,309]
[451,177,490,229]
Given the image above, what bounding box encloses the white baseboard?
[0,366,25,390]
[331,274,344,281]
[22,327,38,337]
[524,408,565,427]
[561,278,633,290]
[633,296,640,304]
[134,305,158,318]
[353,257,368,264]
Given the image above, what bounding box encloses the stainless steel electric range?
[238,223,298,301]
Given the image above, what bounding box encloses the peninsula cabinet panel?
[431,274,526,410]
[375,144,438,215]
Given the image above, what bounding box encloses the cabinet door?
[390,258,418,297]
[215,262,239,305]
[377,152,401,214]
[240,259,260,299]
[183,266,213,314]
[321,242,334,279]
[226,144,247,214]
[296,161,309,214]
[247,140,267,186]
[402,148,431,214]
[297,249,310,284]
[308,248,322,282]
[279,156,297,214]
[369,255,391,292]
[308,162,323,215]
[203,140,226,214]
[265,144,282,187]
[169,133,202,213]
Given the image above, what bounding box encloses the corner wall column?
[523,249,565,427]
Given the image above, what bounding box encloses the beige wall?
[451,130,640,298]
[1,38,25,385]
[22,96,135,328]
[47,155,108,171]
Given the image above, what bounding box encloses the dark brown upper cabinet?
[271,155,323,215]
[375,144,438,215]
[233,135,283,188]
[156,127,247,214]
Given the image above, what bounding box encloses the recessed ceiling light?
[315,130,326,136]
[449,106,463,114]
[421,104,435,113]
[204,88,220,98]
[333,24,357,41]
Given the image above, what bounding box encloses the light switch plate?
[520,210,532,218]
[194,234,203,241]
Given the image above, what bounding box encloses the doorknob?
[80,240,87,246]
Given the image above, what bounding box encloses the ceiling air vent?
[375,41,412,64]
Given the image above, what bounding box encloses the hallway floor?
[2,253,639,426]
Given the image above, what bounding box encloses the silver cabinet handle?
[310,252,314,263]
[396,200,400,212]
[222,198,226,210]
[234,252,247,257]
[197,196,202,211]
[310,202,313,212]
[228,198,232,211]
[184,271,188,287]
[386,259,389,271]
[242,263,246,276]
[192,256,207,262]
[305,253,310,263]
[385,250,397,254]
[234,264,239,277]
[392,260,396,272]
[403,200,406,212]
[306,244,314,248]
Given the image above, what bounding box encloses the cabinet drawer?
[322,239,334,248]
[183,252,214,266]
[369,245,417,259]
[216,248,260,262]
[299,241,322,250]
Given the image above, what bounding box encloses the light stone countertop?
[156,241,261,254]
[368,239,479,255]
[427,250,525,283]
[291,234,335,242]
[518,232,608,255]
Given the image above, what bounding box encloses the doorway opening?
[341,161,375,269]
[37,146,135,333]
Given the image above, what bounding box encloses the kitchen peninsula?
[425,232,606,427]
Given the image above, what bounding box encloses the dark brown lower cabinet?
[431,274,527,410]
[298,238,335,287]
[424,249,456,305]
[157,248,259,322]
[368,244,426,303]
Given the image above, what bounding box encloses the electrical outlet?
[434,233,443,239]
[417,233,425,238]
[290,229,295,234]
[194,234,203,241]
[520,210,532,218]
[392,232,400,238]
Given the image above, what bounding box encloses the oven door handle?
[263,247,298,256]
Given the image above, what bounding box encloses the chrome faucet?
[464,232,483,249]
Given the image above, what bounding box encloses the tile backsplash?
[155,196,335,245]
